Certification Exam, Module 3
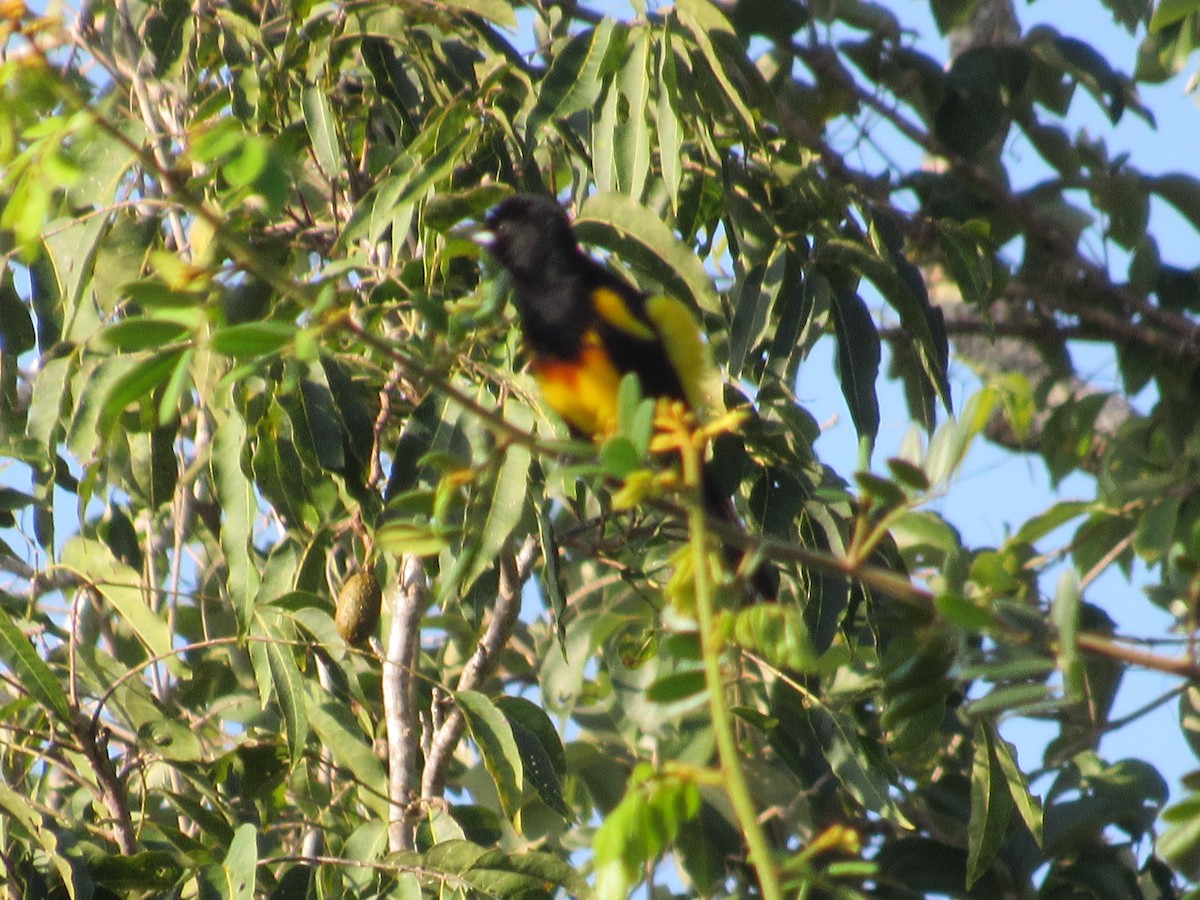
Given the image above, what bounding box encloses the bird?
[472,193,775,601]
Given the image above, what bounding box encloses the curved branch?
[420,536,539,802]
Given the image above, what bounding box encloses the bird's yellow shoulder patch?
[592,286,656,342]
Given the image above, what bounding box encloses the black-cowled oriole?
[474,194,774,600]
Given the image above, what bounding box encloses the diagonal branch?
[419,536,539,802]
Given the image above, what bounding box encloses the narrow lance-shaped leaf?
[729,242,788,379]
[219,822,258,900]
[656,32,683,210]
[1053,568,1083,701]
[967,722,1014,887]
[457,690,524,822]
[593,81,620,195]
[577,192,721,316]
[674,0,759,136]
[452,435,532,597]
[0,613,73,721]
[60,537,182,676]
[309,700,390,818]
[262,626,309,764]
[211,409,260,632]
[828,284,881,448]
[990,726,1043,846]
[807,704,911,827]
[302,85,341,179]
[617,28,651,200]
[531,18,621,125]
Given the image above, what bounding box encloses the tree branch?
[419,536,539,802]
[383,554,428,853]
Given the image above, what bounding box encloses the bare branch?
[383,554,428,853]
[420,536,539,802]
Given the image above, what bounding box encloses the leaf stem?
[680,431,783,900]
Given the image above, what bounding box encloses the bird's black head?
[476,195,579,282]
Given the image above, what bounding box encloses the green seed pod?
[335,571,382,646]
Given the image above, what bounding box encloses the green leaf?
[616,29,651,199]
[807,705,911,827]
[1149,0,1200,31]
[212,410,260,632]
[42,211,110,319]
[532,19,621,125]
[866,213,951,411]
[0,278,36,354]
[302,85,341,178]
[495,696,568,776]
[967,722,1014,887]
[675,0,759,136]
[828,285,880,445]
[375,519,453,557]
[1012,500,1092,545]
[298,369,345,472]
[967,683,1055,717]
[221,134,289,216]
[508,718,571,817]
[456,689,524,821]
[100,318,191,352]
[1160,794,1200,878]
[1052,569,1083,701]
[309,701,389,818]
[220,822,258,900]
[990,727,1043,846]
[930,0,985,35]
[99,349,185,435]
[576,192,721,316]
[0,782,89,898]
[342,103,476,249]
[0,613,72,721]
[729,242,788,379]
[593,81,620,195]
[656,35,683,209]
[210,322,294,359]
[1134,494,1181,563]
[925,385,997,486]
[262,632,309,764]
[60,537,180,675]
[439,0,516,28]
[455,441,531,595]
[645,669,707,703]
[1148,172,1200,236]
[886,457,931,492]
[28,355,75,450]
[66,356,137,461]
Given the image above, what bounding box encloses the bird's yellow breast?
[531,333,623,437]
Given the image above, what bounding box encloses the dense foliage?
[3,0,1200,896]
